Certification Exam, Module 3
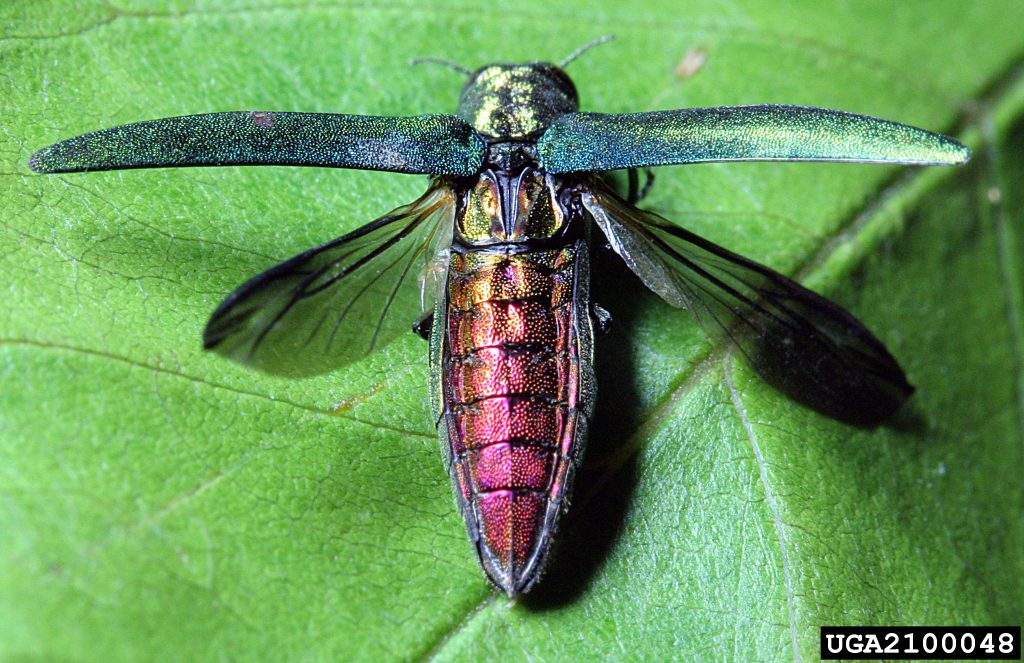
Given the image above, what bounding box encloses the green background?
[2,1,1022,661]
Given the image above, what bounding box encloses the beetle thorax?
[455,167,561,244]
[457,63,579,139]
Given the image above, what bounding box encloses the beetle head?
[457,62,579,140]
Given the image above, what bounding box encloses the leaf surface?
[2,2,1023,661]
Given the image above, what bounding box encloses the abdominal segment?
[438,244,593,595]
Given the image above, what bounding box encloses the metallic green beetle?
[30,42,968,595]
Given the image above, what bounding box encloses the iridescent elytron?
[30,40,969,595]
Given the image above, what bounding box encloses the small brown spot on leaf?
[675,47,708,80]
[249,111,275,128]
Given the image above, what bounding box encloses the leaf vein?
[984,113,1024,448]
[725,358,801,661]
[0,337,433,440]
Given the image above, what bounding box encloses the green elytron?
[30,41,968,595]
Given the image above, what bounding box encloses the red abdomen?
[435,243,594,595]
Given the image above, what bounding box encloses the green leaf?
[3,2,1023,661]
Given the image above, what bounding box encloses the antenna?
[409,57,472,76]
[559,35,616,68]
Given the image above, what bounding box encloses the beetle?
[29,39,969,596]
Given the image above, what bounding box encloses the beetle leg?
[626,169,639,203]
[412,312,434,340]
[590,303,613,336]
[636,168,655,202]
[625,168,656,204]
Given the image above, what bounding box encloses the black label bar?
[820,626,1021,660]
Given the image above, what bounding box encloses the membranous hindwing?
[582,178,913,424]
[203,181,456,377]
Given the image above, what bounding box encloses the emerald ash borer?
[30,39,969,596]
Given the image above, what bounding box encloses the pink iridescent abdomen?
[436,243,594,593]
